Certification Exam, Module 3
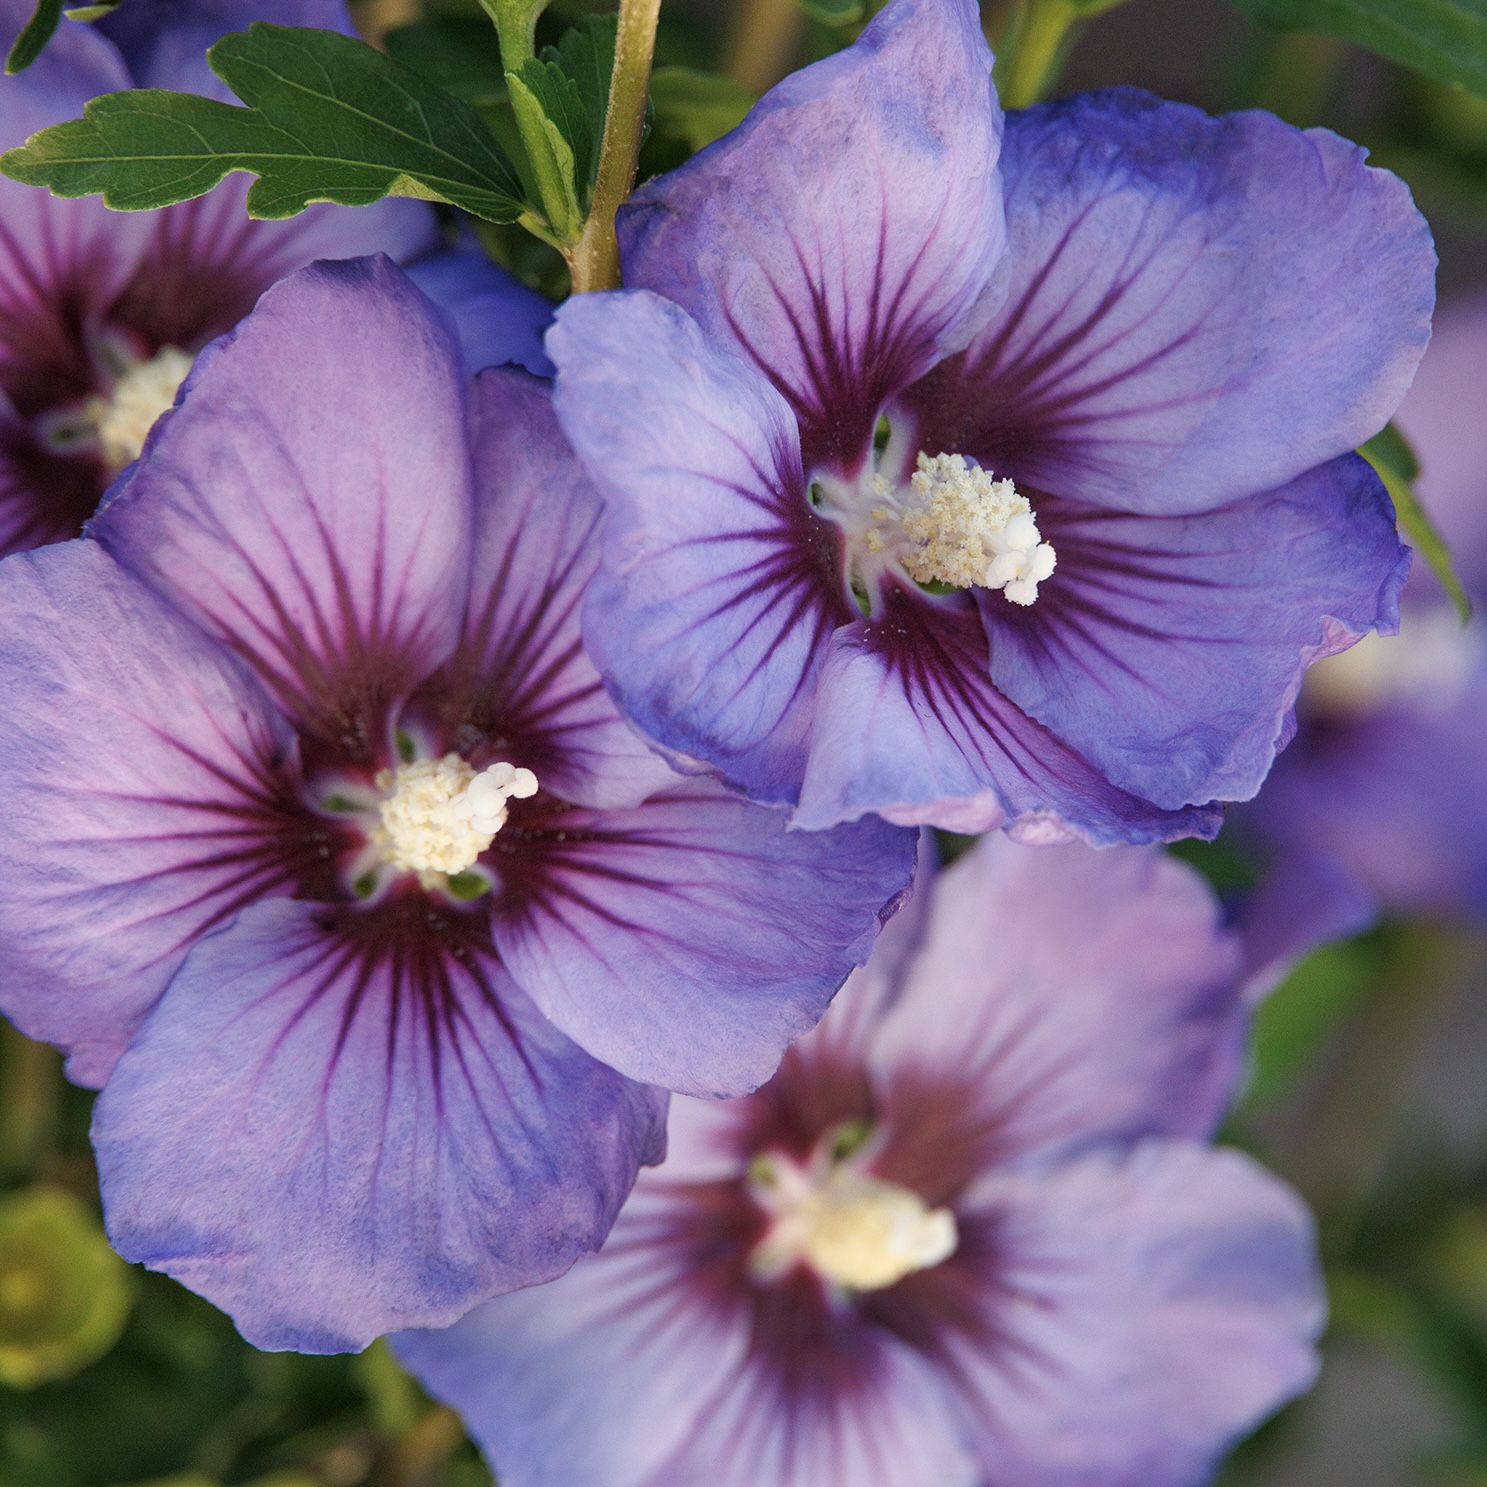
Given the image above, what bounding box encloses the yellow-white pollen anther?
[747,1150,958,1292]
[91,345,193,473]
[899,451,1056,605]
[373,754,537,877]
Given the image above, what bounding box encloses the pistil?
[373,754,538,884]
[90,346,194,473]
[746,1137,957,1291]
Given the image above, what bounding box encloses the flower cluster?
[0,0,1450,1478]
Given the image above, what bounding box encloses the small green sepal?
[1360,422,1472,624]
[445,870,492,901]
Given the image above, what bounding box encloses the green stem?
[998,0,1074,108]
[995,0,1128,109]
[722,0,802,95]
[568,0,660,292]
[477,0,544,71]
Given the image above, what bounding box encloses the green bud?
[0,1185,133,1389]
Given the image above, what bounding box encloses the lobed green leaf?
[0,23,526,223]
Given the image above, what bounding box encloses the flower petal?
[981,454,1410,810]
[1240,669,1487,919]
[97,0,357,98]
[0,541,298,1088]
[93,256,473,757]
[1395,290,1487,599]
[935,1142,1322,1487]
[422,367,674,811]
[902,89,1434,516]
[404,242,555,377]
[1234,848,1377,1004]
[551,289,842,804]
[794,591,1222,842]
[94,896,667,1352]
[864,835,1245,1196]
[395,1175,977,1487]
[618,0,1003,474]
[490,781,916,1097]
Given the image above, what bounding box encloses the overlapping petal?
[941,1143,1322,1487]
[425,367,674,811]
[551,290,840,803]
[491,781,915,1098]
[865,836,1245,1192]
[95,897,668,1353]
[618,0,1004,474]
[794,591,1222,841]
[904,89,1434,517]
[981,454,1410,809]
[93,257,472,755]
[0,541,299,1088]
[1244,671,1487,918]
[405,242,555,377]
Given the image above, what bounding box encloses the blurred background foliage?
[0,0,1483,1481]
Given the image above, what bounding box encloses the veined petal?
[95,896,667,1353]
[551,290,843,805]
[0,541,302,1089]
[396,1175,977,1487]
[794,590,1222,843]
[93,257,473,759]
[935,1143,1322,1487]
[405,243,555,377]
[981,454,1410,810]
[490,781,915,1098]
[619,0,1003,474]
[865,835,1245,1202]
[904,89,1435,516]
[423,368,674,811]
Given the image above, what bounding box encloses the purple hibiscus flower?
[0,0,553,556]
[546,0,1432,845]
[396,832,1323,1487]
[0,255,914,1352]
[1238,293,1487,919]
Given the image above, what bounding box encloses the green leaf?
[501,15,617,240]
[1229,0,1487,101]
[508,58,586,239]
[385,15,508,106]
[649,67,755,152]
[5,0,63,74]
[1361,422,1473,622]
[62,1,125,19]
[0,24,526,223]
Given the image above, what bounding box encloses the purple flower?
[0,256,914,1352]
[546,0,1430,845]
[1238,293,1487,919]
[395,833,1324,1487]
[0,0,489,555]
